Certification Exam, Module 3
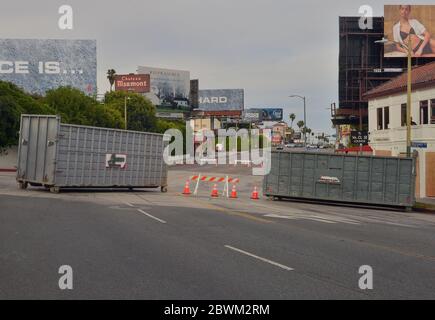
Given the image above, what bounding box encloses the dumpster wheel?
[49,186,60,194]
[161,186,168,193]
[18,181,28,190]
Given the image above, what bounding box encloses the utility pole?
[124,96,128,130]
[406,35,412,157]
[124,96,131,130]
[289,95,307,147]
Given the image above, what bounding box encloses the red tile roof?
[363,61,435,99]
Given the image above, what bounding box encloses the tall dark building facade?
[334,17,431,129]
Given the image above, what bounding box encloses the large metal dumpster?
[16,115,168,193]
[263,151,416,208]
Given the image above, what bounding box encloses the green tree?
[43,86,124,128]
[44,86,96,125]
[104,91,157,132]
[107,69,116,92]
[0,81,53,149]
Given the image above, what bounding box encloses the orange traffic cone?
[211,184,219,197]
[230,184,238,198]
[182,180,191,195]
[251,186,259,200]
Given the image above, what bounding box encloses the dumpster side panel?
[54,124,167,187]
[263,151,415,208]
[16,115,59,184]
[342,157,356,201]
[398,159,414,205]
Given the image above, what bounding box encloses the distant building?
[272,121,288,144]
[191,118,221,132]
[364,62,435,198]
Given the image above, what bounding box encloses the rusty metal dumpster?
[263,151,416,208]
[16,115,168,193]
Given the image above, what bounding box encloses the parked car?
[285,143,296,148]
[306,144,318,149]
[276,144,284,150]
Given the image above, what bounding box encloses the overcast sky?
[1,0,432,133]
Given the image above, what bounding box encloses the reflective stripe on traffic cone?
[230,184,238,198]
[182,180,191,195]
[251,186,259,200]
[211,184,219,197]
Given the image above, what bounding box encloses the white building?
[364,62,435,198]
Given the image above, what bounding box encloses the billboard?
[340,125,351,136]
[198,89,244,111]
[114,74,150,93]
[251,108,283,121]
[242,109,261,122]
[384,5,435,58]
[0,39,97,95]
[136,66,190,108]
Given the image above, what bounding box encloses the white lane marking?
[265,213,335,224]
[137,209,167,224]
[124,202,135,207]
[264,213,361,225]
[224,245,293,271]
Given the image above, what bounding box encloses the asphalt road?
[1,176,435,299]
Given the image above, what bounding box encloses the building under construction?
[333,16,431,131]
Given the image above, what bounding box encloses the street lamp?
[289,94,307,147]
[375,36,412,157]
[124,96,131,130]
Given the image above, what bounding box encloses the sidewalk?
[415,197,435,213]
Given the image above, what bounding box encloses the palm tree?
[107,69,116,92]
[296,120,304,130]
[297,121,305,144]
[289,113,296,129]
[304,128,310,142]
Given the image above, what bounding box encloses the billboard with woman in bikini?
[384,5,435,58]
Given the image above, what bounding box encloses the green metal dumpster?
[263,151,416,208]
[16,115,168,193]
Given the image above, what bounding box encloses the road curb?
[413,202,435,214]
